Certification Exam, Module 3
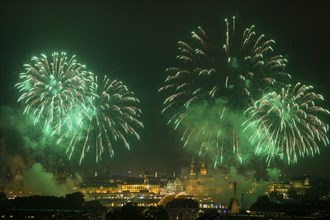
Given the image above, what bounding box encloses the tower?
[13,169,24,195]
[189,159,196,180]
[200,160,207,176]
[230,182,239,214]
[55,159,66,183]
[186,159,198,195]
[144,170,149,184]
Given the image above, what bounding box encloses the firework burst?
[16,52,143,164]
[16,52,95,136]
[159,16,289,166]
[66,75,144,164]
[243,82,330,164]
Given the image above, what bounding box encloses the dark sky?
[1,1,329,177]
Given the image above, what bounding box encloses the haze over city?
[1,0,329,185]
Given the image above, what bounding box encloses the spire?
[189,159,196,180]
[200,160,207,176]
[144,170,149,184]
[233,182,237,199]
[230,182,239,214]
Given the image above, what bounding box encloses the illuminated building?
[80,181,118,199]
[81,171,161,197]
[186,159,204,196]
[184,159,223,210]
[267,176,312,199]
[5,169,29,198]
[164,177,184,194]
[119,171,160,194]
[80,171,161,207]
[185,159,215,197]
[290,177,311,195]
[200,160,207,176]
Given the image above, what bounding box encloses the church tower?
[189,159,196,180]
[186,159,198,195]
[200,160,207,176]
[230,182,240,214]
[144,170,149,184]
[13,169,24,195]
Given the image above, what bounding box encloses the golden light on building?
[200,160,207,176]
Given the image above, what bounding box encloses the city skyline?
[1,1,329,179]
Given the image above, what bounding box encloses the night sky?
[1,1,329,177]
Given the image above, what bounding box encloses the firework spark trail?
[16,52,95,136]
[66,75,144,164]
[16,52,143,164]
[159,16,289,165]
[243,82,330,164]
